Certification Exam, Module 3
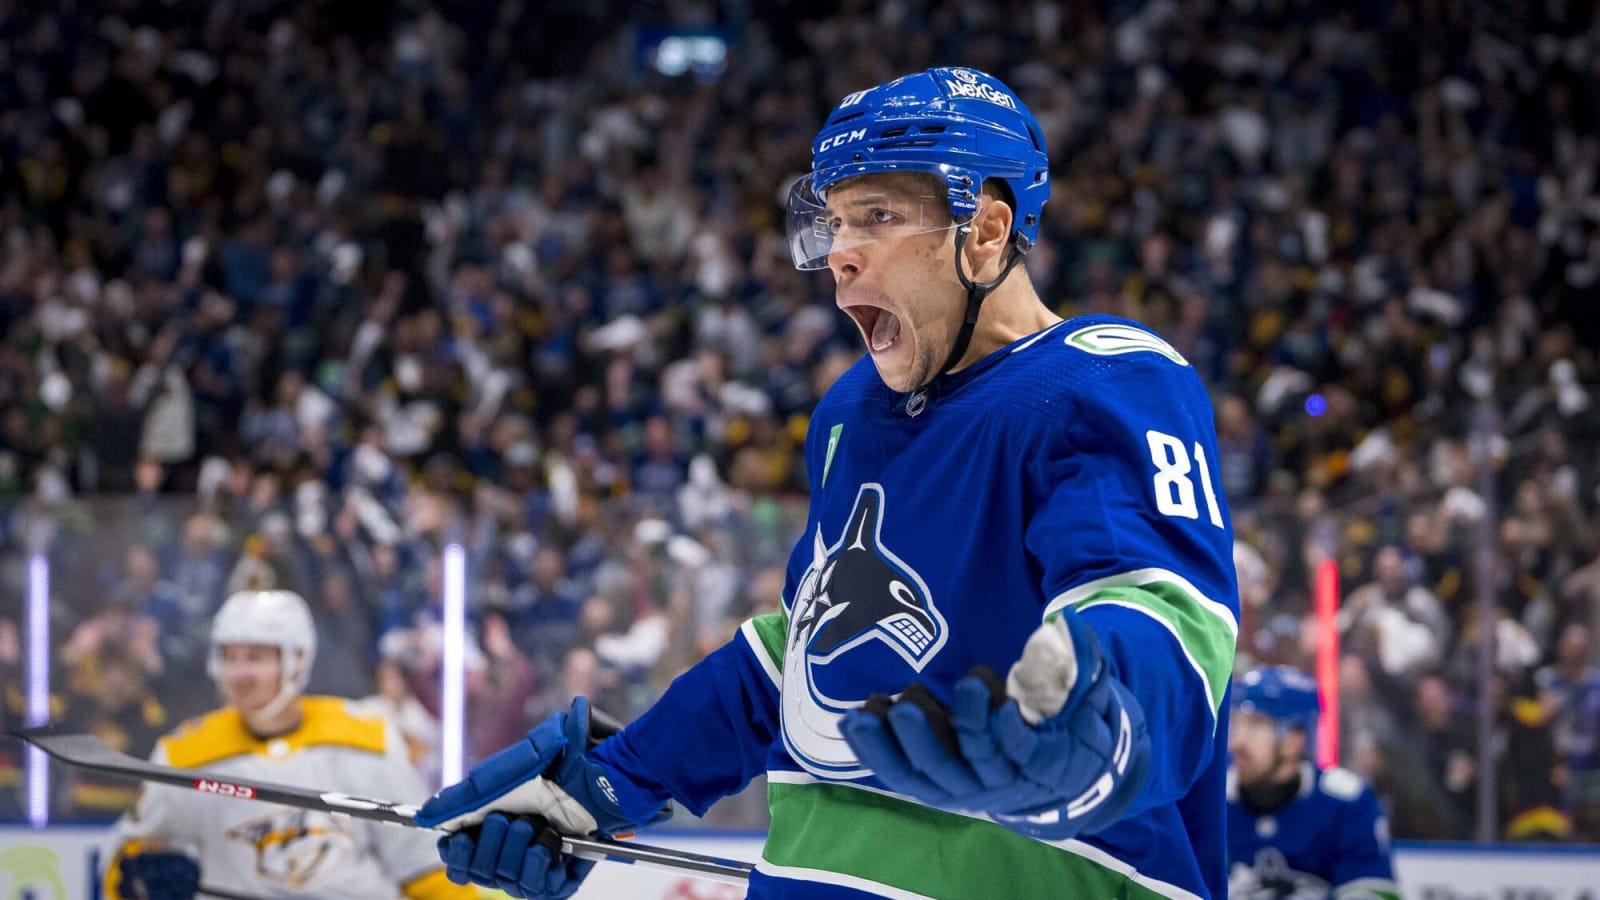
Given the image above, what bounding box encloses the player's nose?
[828,242,865,281]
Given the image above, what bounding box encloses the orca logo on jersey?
[781,483,947,778]
[1227,849,1330,900]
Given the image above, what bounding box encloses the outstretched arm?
[591,611,786,816]
[415,613,785,897]
[1024,360,1240,821]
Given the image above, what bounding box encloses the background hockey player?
[1227,666,1400,900]
[415,67,1240,899]
[102,589,476,900]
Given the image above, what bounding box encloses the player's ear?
[1284,728,1307,760]
[962,188,1014,280]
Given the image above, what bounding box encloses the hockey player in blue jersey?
[1227,666,1400,900]
[415,67,1240,899]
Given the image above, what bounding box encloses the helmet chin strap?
[240,654,305,734]
[924,227,1027,390]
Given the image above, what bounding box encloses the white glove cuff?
[432,777,600,836]
[1006,615,1078,725]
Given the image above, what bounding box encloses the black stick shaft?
[8,726,753,886]
[200,885,268,900]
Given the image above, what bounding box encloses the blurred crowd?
[2,0,1600,841]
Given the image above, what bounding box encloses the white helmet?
[208,590,317,722]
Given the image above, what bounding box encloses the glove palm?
[841,608,1151,840]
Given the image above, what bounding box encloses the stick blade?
[9,723,424,825]
[7,723,167,784]
[8,723,136,767]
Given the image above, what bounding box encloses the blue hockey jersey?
[593,315,1241,899]
[1227,763,1400,900]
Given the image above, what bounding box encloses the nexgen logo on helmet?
[944,69,1018,108]
[786,66,1050,271]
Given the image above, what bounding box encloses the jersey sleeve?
[1023,353,1240,818]
[589,402,836,818]
[1330,782,1401,900]
[101,742,203,898]
[590,611,786,818]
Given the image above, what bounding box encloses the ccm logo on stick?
[195,779,256,799]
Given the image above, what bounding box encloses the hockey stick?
[198,876,454,900]
[198,885,271,900]
[198,874,460,900]
[198,886,408,900]
[198,884,408,900]
[7,726,754,886]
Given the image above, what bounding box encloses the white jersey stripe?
[740,618,783,688]
[755,862,943,899]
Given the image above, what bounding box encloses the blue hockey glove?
[840,608,1151,841]
[415,697,671,898]
[437,813,592,899]
[117,850,200,900]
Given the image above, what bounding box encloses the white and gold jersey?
[102,696,475,900]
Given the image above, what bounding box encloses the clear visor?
[786,174,973,271]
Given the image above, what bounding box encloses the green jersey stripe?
[763,775,1202,900]
[1043,569,1237,716]
[1072,588,1235,716]
[1042,567,1238,638]
[741,613,788,688]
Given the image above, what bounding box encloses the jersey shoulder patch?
[1318,766,1366,801]
[1062,321,1189,366]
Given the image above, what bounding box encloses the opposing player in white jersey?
[102,590,476,900]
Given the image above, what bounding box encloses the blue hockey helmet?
[1233,666,1322,734]
[787,67,1051,271]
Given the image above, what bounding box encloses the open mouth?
[848,306,903,354]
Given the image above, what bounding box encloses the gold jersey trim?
[162,697,389,768]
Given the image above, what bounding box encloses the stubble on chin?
[903,329,944,393]
[875,355,922,394]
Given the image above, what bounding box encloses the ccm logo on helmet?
[818,128,868,153]
[944,78,1017,109]
[196,779,257,800]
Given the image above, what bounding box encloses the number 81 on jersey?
[1145,430,1224,528]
